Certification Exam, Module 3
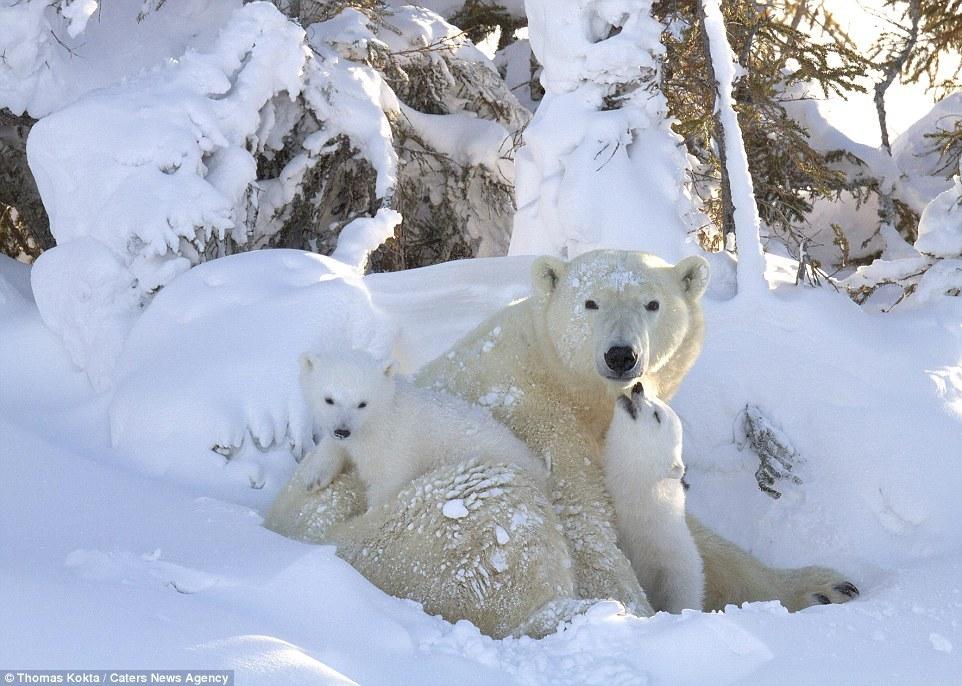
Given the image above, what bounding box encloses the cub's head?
[531,250,709,393]
[613,382,685,479]
[299,349,396,441]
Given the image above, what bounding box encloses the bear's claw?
[833,582,860,598]
[779,566,861,611]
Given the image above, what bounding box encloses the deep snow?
[3,250,962,684]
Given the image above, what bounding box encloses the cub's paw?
[305,472,337,493]
[779,565,859,611]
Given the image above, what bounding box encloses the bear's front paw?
[779,565,859,611]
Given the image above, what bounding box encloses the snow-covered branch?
[700,0,767,297]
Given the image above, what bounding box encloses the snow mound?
[679,258,962,567]
[108,250,535,506]
[109,250,395,505]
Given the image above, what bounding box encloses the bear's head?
[531,250,709,394]
[299,349,396,442]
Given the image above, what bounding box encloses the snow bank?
[510,0,704,261]
[108,250,534,505]
[678,257,962,570]
[4,251,962,681]
[108,251,394,504]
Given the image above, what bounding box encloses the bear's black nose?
[604,346,638,375]
[334,428,351,439]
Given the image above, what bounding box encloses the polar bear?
[297,349,546,507]
[266,250,859,637]
[604,382,704,613]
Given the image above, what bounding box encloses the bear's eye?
[584,299,599,310]
[645,300,660,312]
[358,401,367,409]
[324,397,334,405]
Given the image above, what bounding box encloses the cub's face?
[299,350,396,442]
[532,250,709,393]
[613,383,684,478]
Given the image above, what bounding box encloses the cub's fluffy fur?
[299,349,546,508]
[603,383,704,613]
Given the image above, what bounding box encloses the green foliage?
[924,118,962,178]
[654,0,869,259]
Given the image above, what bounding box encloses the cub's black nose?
[604,346,638,375]
[334,428,351,439]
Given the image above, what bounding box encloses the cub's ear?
[299,353,317,374]
[382,359,396,378]
[674,255,710,301]
[531,256,567,297]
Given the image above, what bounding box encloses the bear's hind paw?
[780,566,860,611]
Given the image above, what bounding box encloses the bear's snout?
[604,345,639,377]
[333,427,351,439]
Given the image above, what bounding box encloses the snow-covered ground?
[3,248,962,684]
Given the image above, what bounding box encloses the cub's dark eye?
[645,300,660,312]
[357,401,367,409]
[584,300,599,310]
[324,397,334,405]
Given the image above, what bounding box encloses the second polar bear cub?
[299,349,547,509]
[604,382,704,613]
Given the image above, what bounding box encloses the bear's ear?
[382,359,396,378]
[531,256,567,297]
[299,353,317,374]
[674,255,710,301]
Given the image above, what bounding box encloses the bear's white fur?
[266,250,858,638]
[298,349,546,508]
[604,383,704,613]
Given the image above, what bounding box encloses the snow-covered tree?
[655,0,870,268]
[509,0,705,262]
[14,1,528,388]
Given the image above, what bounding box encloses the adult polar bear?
[266,250,858,637]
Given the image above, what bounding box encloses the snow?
[5,248,962,682]
[494,39,539,112]
[916,175,962,258]
[892,93,962,212]
[6,0,962,681]
[509,0,704,261]
[400,104,513,181]
[0,0,241,118]
[700,0,767,296]
[22,3,411,390]
[443,499,470,519]
[332,208,404,271]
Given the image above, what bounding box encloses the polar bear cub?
[298,349,547,509]
[603,382,704,613]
